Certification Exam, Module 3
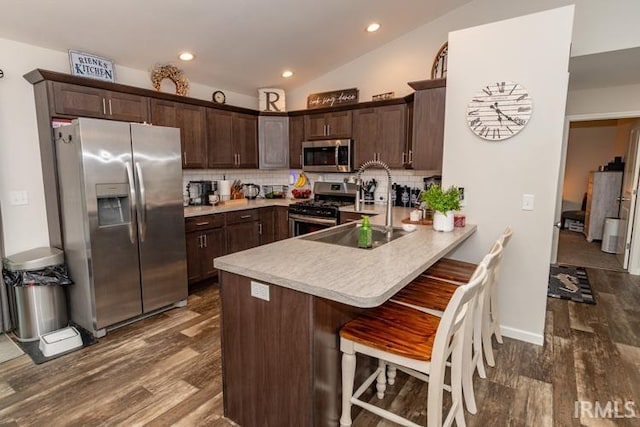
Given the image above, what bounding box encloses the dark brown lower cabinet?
[219,272,374,427]
[185,214,226,284]
[226,221,261,254]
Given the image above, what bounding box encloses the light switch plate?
[522,194,535,211]
[9,190,28,206]
[250,281,270,301]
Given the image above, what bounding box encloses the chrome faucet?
[355,159,393,232]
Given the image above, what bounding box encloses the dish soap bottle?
[358,215,372,249]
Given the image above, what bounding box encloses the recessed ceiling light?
[282,70,294,78]
[366,22,380,33]
[179,52,194,61]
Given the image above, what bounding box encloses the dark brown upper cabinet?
[150,99,207,169]
[408,79,446,171]
[304,111,352,140]
[353,104,406,169]
[52,81,150,123]
[207,108,258,168]
[289,115,304,169]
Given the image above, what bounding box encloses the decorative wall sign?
[431,42,448,79]
[150,64,189,96]
[68,50,115,82]
[372,92,394,101]
[259,88,286,112]
[467,81,533,141]
[307,88,358,109]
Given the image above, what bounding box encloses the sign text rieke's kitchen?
[69,50,115,82]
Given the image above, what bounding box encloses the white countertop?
[184,198,298,217]
[214,209,476,308]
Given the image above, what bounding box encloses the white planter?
[433,211,454,232]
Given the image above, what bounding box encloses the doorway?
[555,117,640,271]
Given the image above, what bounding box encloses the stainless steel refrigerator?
[56,118,187,337]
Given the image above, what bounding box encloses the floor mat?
[0,333,24,364]
[548,264,595,304]
[12,325,97,365]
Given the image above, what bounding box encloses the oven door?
[289,214,337,237]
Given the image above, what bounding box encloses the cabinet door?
[226,221,261,254]
[411,87,445,170]
[234,113,259,168]
[151,99,178,127]
[275,206,290,241]
[259,116,289,169]
[325,111,352,139]
[378,104,407,169]
[52,82,107,118]
[107,91,150,123]
[259,208,276,245]
[186,232,204,284]
[207,108,235,168]
[178,104,207,169]
[289,115,304,169]
[304,113,329,140]
[202,228,226,279]
[352,108,378,167]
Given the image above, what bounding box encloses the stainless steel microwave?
[302,139,354,173]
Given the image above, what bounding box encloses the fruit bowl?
[292,188,312,199]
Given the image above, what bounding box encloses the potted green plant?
[420,185,461,232]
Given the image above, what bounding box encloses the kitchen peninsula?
[214,212,476,426]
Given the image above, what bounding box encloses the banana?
[294,172,307,188]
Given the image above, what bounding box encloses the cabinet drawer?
[226,209,260,225]
[185,214,225,232]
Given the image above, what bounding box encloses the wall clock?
[467,81,532,141]
[212,90,226,104]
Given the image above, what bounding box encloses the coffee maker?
[187,180,214,205]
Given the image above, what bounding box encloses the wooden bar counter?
[214,211,476,426]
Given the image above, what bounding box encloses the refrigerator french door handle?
[135,162,147,242]
[124,161,137,244]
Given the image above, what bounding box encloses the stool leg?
[387,365,397,385]
[482,325,496,367]
[340,351,356,427]
[376,359,387,399]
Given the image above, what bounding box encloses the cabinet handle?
[198,235,203,248]
[408,150,413,164]
[183,151,187,166]
[102,98,106,115]
[203,234,208,248]
[108,99,113,115]
[196,221,210,226]
[327,124,331,136]
[240,214,252,219]
[237,153,241,166]
[259,223,263,235]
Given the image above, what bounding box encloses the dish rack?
[262,185,288,199]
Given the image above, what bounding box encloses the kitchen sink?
[302,222,409,249]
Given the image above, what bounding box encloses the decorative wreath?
[150,64,189,96]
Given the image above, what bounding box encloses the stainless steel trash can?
[3,247,69,342]
[601,218,621,254]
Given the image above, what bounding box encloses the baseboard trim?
[500,325,544,346]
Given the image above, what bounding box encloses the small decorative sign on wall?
[68,50,115,82]
[307,88,359,109]
[372,92,394,101]
[259,88,286,112]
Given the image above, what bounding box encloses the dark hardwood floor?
[1,270,638,426]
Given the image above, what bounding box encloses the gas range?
[288,182,357,236]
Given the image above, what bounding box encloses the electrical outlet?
[250,281,270,301]
[522,194,535,211]
[458,187,465,207]
[9,190,28,206]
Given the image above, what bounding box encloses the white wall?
[0,38,256,255]
[567,83,640,116]
[442,7,574,344]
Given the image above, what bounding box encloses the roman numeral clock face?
[467,81,533,141]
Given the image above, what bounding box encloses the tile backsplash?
[183,168,441,202]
